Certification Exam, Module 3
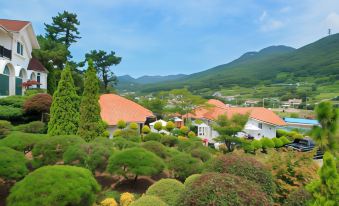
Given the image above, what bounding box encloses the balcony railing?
[0,45,12,60]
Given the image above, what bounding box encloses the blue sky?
[1,0,339,77]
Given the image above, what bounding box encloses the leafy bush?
[129,195,167,206]
[63,142,114,172]
[146,179,185,206]
[24,88,46,96]
[160,135,178,147]
[165,121,175,132]
[7,165,100,206]
[32,135,85,167]
[177,139,202,152]
[113,129,122,137]
[141,125,151,134]
[144,132,162,142]
[0,120,12,138]
[107,148,165,181]
[190,148,211,162]
[188,131,196,138]
[0,131,48,153]
[129,122,139,130]
[168,153,202,181]
[261,137,275,153]
[15,121,45,133]
[112,137,139,150]
[280,136,291,145]
[205,154,275,197]
[272,137,284,148]
[0,95,27,108]
[184,174,201,187]
[23,93,52,115]
[179,126,189,135]
[0,105,23,120]
[182,173,271,206]
[142,141,168,158]
[117,120,127,129]
[284,187,312,206]
[100,198,118,206]
[154,122,163,132]
[120,192,135,206]
[0,146,28,180]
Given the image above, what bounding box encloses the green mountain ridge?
[140,34,339,93]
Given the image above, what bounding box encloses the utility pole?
[328,28,331,36]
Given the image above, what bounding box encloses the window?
[3,66,10,75]
[17,42,23,55]
[258,123,263,129]
[19,69,24,78]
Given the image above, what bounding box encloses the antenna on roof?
[328,28,331,36]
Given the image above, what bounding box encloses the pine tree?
[77,60,105,141]
[48,64,80,136]
[306,152,339,205]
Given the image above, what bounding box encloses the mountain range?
[117,33,339,93]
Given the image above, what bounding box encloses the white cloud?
[324,12,339,31]
[259,11,267,21]
[260,19,284,32]
[279,6,291,13]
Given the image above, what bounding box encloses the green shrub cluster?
[144,132,162,142]
[142,141,168,158]
[184,174,201,188]
[160,135,178,147]
[130,195,167,206]
[0,105,23,120]
[0,120,12,138]
[7,165,100,206]
[0,131,48,153]
[146,179,184,206]
[0,95,27,108]
[15,121,45,133]
[168,153,202,181]
[0,146,28,180]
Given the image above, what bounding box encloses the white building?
[150,119,170,134]
[188,99,286,143]
[0,19,48,96]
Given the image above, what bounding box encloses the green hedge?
[0,105,23,120]
[0,95,27,108]
[130,195,167,206]
[14,121,45,134]
[0,131,48,153]
[0,120,12,138]
[0,146,28,180]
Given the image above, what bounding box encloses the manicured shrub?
[130,195,167,206]
[0,120,12,138]
[168,153,202,181]
[280,136,291,145]
[179,126,189,135]
[284,187,312,206]
[15,121,45,133]
[146,179,185,206]
[100,198,118,206]
[120,192,135,206]
[142,141,168,158]
[0,146,28,180]
[272,137,284,148]
[32,135,85,167]
[160,135,178,147]
[129,122,139,130]
[154,121,163,132]
[252,139,262,151]
[144,132,162,142]
[190,148,211,162]
[113,129,122,137]
[107,148,165,182]
[178,135,188,141]
[188,131,196,138]
[141,125,151,134]
[7,165,100,206]
[261,137,275,153]
[0,95,27,108]
[117,120,127,129]
[0,105,23,120]
[177,139,202,152]
[184,174,201,187]
[205,154,275,197]
[277,129,288,138]
[63,142,114,172]
[165,121,175,132]
[0,131,48,153]
[112,137,139,150]
[182,172,271,206]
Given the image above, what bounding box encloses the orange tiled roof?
[189,99,286,126]
[99,94,154,126]
[0,19,30,32]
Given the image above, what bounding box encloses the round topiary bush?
[0,120,12,138]
[205,154,275,197]
[142,141,168,158]
[272,137,284,148]
[0,131,48,153]
[160,135,178,147]
[182,172,271,206]
[190,148,211,162]
[0,146,28,180]
[120,192,135,206]
[184,174,201,188]
[168,153,202,181]
[7,165,100,206]
[130,195,167,206]
[15,121,45,134]
[32,135,85,167]
[146,179,185,206]
[144,132,162,142]
[261,137,275,153]
[280,136,291,145]
[63,142,114,172]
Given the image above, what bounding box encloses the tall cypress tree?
[48,64,80,136]
[77,60,105,141]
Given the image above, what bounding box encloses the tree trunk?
[134,175,138,184]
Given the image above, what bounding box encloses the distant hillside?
[141,34,339,93]
[116,74,187,91]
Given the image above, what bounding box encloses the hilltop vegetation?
[139,34,339,98]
